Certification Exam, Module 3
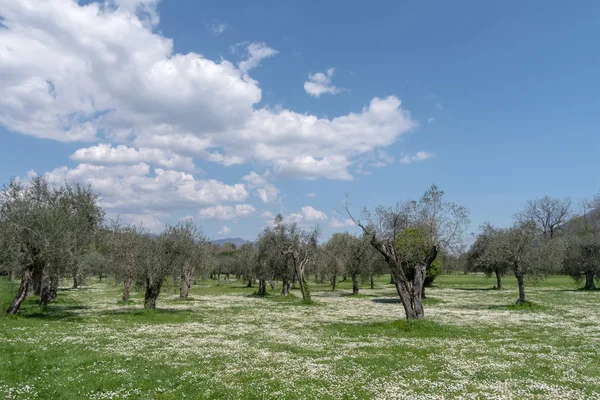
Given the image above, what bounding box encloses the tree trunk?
[268,280,276,290]
[32,266,43,296]
[98,271,103,282]
[247,278,253,288]
[257,279,267,296]
[341,274,347,282]
[226,272,231,284]
[389,273,395,285]
[331,274,337,291]
[122,276,132,302]
[495,269,502,290]
[217,272,221,286]
[40,269,58,307]
[584,270,596,290]
[8,269,14,282]
[516,274,526,304]
[370,273,374,289]
[411,265,426,317]
[297,271,311,302]
[281,278,290,296]
[72,272,79,289]
[144,279,162,309]
[352,274,359,295]
[180,265,194,299]
[6,265,34,314]
[291,273,296,289]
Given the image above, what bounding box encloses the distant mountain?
[210,237,250,247]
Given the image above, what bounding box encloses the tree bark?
[6,265,34,314]
[389,273,395,285]
[246,277,253,288]
[268,279,276,290]
[122,276,132,302]
[8,269,14,282]
[144,279,162,309]
[495,269,502,290]
[40,268,58,307]
[331,274,337,291]
[584,270,596,290]
[257,279,267,296]
[370,273,374,289]
[32,266,43,296]
[180,264,194,299]
[352,273,359,295]
[72,272,79,289]
[516,273,526,304]
[281,278,290,296]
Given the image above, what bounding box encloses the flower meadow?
[1,274,599,399]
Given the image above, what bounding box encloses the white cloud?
[71,144,196,171]
[331,218,355,228]
[198,204,256,220]
[207,20,228,36]
[242,171,280,203]
[399,151,434,164]
[304,68,343,97]
[217,226,231,235]
[238,42,278,75]
[1,0,418,197]
[118,212,163,231]
[42,163,247,213]
[287,206,327,223]
[260,211,275,219]
[307,192,316,197]
[427,117,436,124]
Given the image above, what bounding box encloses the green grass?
[1,274,600,399]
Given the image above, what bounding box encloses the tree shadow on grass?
[372,298,402,304]
[450,287,498,291]
[21,305,88,321]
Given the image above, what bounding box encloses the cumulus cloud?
[304,68,342,97]
[198,204,256,220]
[399,151,434,164]
[287,206,327,223]
[427,117,436,124]
[307,193,316,197]
[71,144,196,171]
[242,171,280,203]
[217,226,231,235]
[42,163,247,213]
[331,218,355,228]
[1,0,419,221]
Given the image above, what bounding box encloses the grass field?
[1,274,600,399]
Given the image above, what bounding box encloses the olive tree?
[347,184,469,319]
[465,223,510,289]
[516,196,572,239]
[2,177,102,314]
[324,232,370,294]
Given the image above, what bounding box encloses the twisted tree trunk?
[144,279,163,309]
[6,264,34,315]
[257,279,267,296]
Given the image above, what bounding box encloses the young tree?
[347,185,469,319]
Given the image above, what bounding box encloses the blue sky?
[1,0,599,241]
